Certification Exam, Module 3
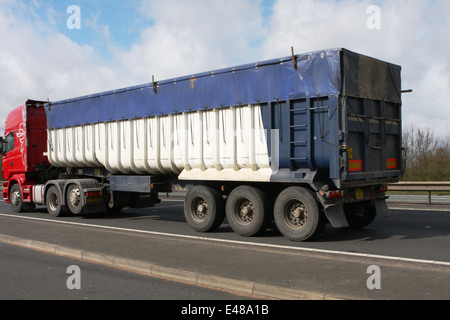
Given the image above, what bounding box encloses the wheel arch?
[4,174,26,203]
[8,179,21,195]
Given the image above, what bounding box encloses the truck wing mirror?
[0,137,5,155]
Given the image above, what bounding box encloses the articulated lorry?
[1,48,403,241]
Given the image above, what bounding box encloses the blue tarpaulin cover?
[45,48,401,129]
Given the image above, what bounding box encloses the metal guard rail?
[1,181,448,205]
[388,182,450,205]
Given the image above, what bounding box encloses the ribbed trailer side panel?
[48,104,275,180]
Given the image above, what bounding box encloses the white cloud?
[0,1,130,131]
[113,0,267,82]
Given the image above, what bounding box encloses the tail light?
[326,190,343,199]
[85,191,101,197]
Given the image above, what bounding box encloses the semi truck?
[1,48,403,241]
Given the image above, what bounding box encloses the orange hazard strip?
[349,160,362,172]
[386,158,397,169]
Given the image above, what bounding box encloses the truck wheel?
[225,186,271,237]
[274,187,325,241]
[184,185,225,232]
[10,184,24,213]
[66,184,84,215]
[46,186,67,217]
[344,202,376,229]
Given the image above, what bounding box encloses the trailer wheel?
[225,186,272,237]
[66,184,84,215]
[344,201,376,229]
[274,187,325,242]
[46,185,67,217]
[184,185,225,232]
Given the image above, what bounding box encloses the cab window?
[4,132,15,154]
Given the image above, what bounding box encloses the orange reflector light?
[85,191,101,197]
[386,158,397,169]
[349,160,362,172]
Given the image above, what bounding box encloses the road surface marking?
[1,212,449,267]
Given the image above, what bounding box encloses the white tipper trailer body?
[47,104,278,182]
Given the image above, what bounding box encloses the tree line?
[401,126,450,181]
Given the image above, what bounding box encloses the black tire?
[225,186,272,237]
[274,187,325,242]
[184,185,225,232]
[106,200,124,213]
[46,185,67,217]
[66,184,84,215]
[10,184,24,213]
[344,201,377,229]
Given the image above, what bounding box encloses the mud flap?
[324,203,349,228]
[374,198,391,219]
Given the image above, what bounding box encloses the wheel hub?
[287,201,307,228]
[241,205,253,216]
[237,200,254,223]
[192,198,208,221]
[293,207,303,219]
[49,193,59,211]
[69,188,81,207]
[11,190,21,206]
[197,204,206,214]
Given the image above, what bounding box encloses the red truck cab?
[1,100,50,212]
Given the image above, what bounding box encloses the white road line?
[1,212,449,267]
[388,206,450,212]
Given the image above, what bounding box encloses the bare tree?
[402,126,450,181]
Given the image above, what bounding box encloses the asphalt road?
[3,195,448,262]
[0,195,449,301]
[0,242,252,300]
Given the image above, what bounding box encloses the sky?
[1,0,449,138]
